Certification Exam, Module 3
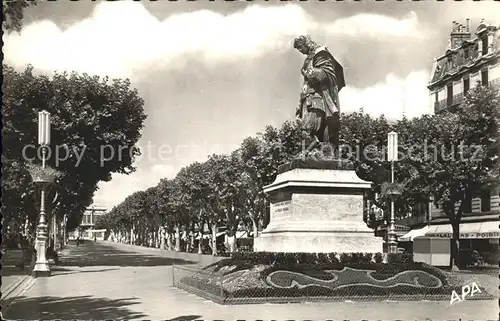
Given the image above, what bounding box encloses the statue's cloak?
[306,46,342,117]
[297,46,343,144]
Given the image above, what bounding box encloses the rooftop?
[428,19,499,89]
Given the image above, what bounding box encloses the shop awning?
[194,232,225,240]
[194,233,210,240]
[426,221,499,239]
[399,226,429,242]
[236,231,249,239]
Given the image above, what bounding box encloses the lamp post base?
[388,242,398,254]
[32,264,51,278]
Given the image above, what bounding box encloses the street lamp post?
[32,110,51,277]
[428,196,434,227]
[387,131,398,254]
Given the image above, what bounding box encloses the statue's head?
[293,35,318,55]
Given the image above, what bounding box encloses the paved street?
[4,241,498,320]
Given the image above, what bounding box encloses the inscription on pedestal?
[272,200,292,220]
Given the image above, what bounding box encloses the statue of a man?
[294,35,344,151]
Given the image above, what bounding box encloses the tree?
[174,163,208,252]
[402,84,499,268]
[2,65,147,245]
[2,0,36,32]
[236,137,267,239]
[340,111,395,225]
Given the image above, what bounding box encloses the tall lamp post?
[427,196,434,227]
[32,110,52,277]
[387,131,398,254]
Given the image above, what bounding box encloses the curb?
[1,275,35,314]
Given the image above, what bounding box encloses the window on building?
[482,36,488,54]
[463,77,470,94]
[463,198,472,213]
[464,48,469,59]
[480,189,491,212]
[412,201,428,217]
[481,69,489,85]
[447,84,453,106]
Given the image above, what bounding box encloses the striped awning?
[399,226,429,242]
[426,221,499,239]
[195,231,226,240]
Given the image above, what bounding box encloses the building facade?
[428,19,500,113]
[399,19,500,265]
[68,205,108,240]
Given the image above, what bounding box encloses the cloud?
[93,162,176,209]
[4,2,427,79]
[323,11,427,39]
[3,2,433,210]
[340,70,432,119]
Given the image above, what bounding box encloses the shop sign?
[427,231,500,239]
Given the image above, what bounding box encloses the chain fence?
[447,270,500,298]
[172,264,498,305]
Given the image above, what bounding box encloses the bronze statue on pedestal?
[294,35,345,155]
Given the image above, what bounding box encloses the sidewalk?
[4,241,499,320]
[103,240,224,266]
[1,249,34,312]
[1,250,30,291]
[3,241,197,320]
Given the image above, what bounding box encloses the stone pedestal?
[254,160,383,253]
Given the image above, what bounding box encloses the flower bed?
[176,252,495,303]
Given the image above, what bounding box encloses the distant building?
[428,19,500,113]
[398,19,500,265]
[68,205,107,240]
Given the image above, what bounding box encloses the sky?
[4,0,500,210]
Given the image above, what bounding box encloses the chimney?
[466,18,470,32]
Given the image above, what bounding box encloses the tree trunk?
[249,214,258,239]
[175,224,181,252]
[198,237,203,254]
[155,227,159,248]
[160,227,166,249]
[211,222,218,256]
[198,221,204,254]
[189,221,196,253]
[167,232,174,250]
[53,215,58,251]
[451,221,460,270]
[227,233,237,253]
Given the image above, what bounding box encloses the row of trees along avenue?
[2,1,147,261]
[4,2,498,268]
[96,83,499,268]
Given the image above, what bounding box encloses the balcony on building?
[429,19,499,114]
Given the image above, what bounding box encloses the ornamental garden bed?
[175,252,496,304]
